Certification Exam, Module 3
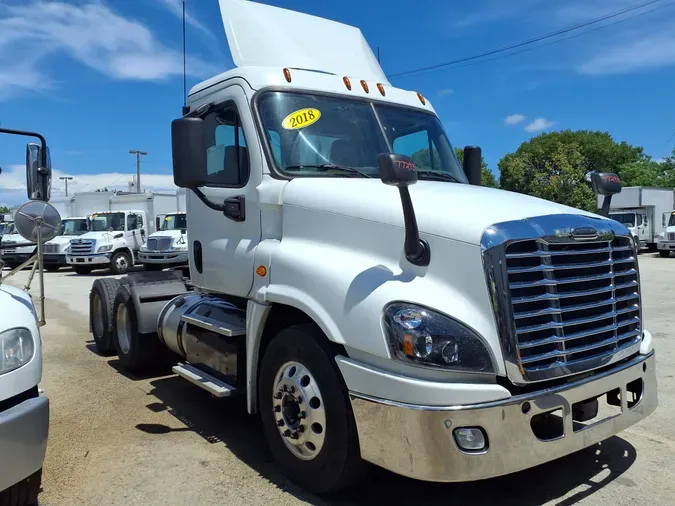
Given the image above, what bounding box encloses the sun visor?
[218,0,389,84]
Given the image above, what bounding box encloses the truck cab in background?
[42,216,90,271]
[0,223,36,269]
[66,210,148,275]
[138,212,188,271]
[657,210,675,257]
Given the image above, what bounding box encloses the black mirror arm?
[399,187,430,267]
[0,129,47,165]
[599,195,613,218]
[192,187,245,222]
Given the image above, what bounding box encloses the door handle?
[223,196,246,222]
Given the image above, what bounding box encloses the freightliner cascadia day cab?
[0,129,58,505]
[87,0,658,495]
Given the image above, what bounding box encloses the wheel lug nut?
[273,405,281,412]
[298,425,305,433]
[289,386,295,393]
[297,396,303,403]
[282,385,289,392]
[290,432,299,440]
[274,392,282,399]
[283,430,291,437]
[299,411,306,419]
[277,419,284,426]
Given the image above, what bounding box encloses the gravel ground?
[2,255,674,506]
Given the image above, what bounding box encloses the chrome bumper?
[138,250,188,264]
[349,352,657,483]
[0,396,49,492]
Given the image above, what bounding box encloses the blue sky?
[1,0,674,206]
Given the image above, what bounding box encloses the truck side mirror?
[463,146,482,186]
[589,171,621,218]
[378,153,430,267]
[171,117,208,188]
[26,142,52,202]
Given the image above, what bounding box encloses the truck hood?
[73,231,120,243]
[281,179,602,245]
[0,284,37,327]
[150,230,185,240]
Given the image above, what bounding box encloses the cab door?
[187,84,262,297]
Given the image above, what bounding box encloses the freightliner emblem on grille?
[553,226,614,241]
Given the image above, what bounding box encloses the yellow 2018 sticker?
[281,108,321,130]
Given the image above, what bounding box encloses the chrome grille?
[70,239,94,255]
[482,215,642,384]
[668,232,675,241]
[146,237,172,251]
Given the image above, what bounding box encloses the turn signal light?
[283,68,292,83]
[377,83,386,96]
[343,76,352,90]
[417,92,426,105]
[360,80,369,93]
[256,265,267,277]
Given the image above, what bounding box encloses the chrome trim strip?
[481,213,643,384]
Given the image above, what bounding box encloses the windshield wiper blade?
[416,170,462,183]
[285,164,372,178]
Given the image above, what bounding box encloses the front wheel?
[110,251,131,275]
[45,264,60,272]
[659,250,670,258]
[258,323,363,495]
[74,266,92,275]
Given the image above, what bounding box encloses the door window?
[127,214,138,231]
[635,214,642,227]
[203,104,249,187]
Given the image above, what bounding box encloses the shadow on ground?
[138,375,637,506]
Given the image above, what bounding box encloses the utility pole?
[129,150,147,193]
[59,176,73,196]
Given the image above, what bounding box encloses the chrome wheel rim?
[92,293,104,338]
[272,361,326,461]
[116,254,129,272]
[115,303,132,355]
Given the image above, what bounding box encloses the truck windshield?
[2,223,16,235]
[257,91,466,182]
[60,218,89,236]
[90,212,125,232]
[669,213,675,227]
[610,212,635,227]
[160,214,187,231]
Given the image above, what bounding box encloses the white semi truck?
[0,127,56,505]
[66,192,179,275]
[87,0,657,495]
[138,212,189,270]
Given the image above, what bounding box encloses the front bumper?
[0,395,49,492]
[657,241,675,251]
[138,250,188,264]
[66,253,110,266]
[349,352,657,483]
[0,252,35,264]
[43,253,67,266]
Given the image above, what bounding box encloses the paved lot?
[2,255,675,505]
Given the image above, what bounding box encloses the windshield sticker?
[281,108,321,130]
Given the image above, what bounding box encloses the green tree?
[0,206,9,214]
[499,130,645,210]
[409,147,499,188]
[453,147,499,188]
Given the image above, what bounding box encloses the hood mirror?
[588,171,622,218]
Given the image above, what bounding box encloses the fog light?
[453,427,486,451]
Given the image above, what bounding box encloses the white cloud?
[0,1,217,100]
[504,114,526,125]
[437,88,454,96]
[452,0,543,28]
[0,164,176,206]
[524,117,555,132]
[155,0,215,39]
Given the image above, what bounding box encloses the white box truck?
[601,186,675,251]
[87,0,658,495]
[66,192,179,275]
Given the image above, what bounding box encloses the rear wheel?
[112,287,157,373]
[74,266,92,275]
[258,323,363,495]
[0,468,42,506]
[90,278,121,355]
[659,250,670,258]
[110,251,131,275]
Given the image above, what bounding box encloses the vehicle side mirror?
[171,117,208,188]
[378,153,418,187]
[463,146,482,186]
[26,142,52,201]
[591,172,621,196]
[156,216,161,229]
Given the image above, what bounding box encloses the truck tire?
[110,251,131,275]
[45,264,60,272]
[659,250,670,258]
[258,323,363,495]
[0,468,42,506]
[74,266,92,275]
[143,263,164,271]
[90,278,121,355]
[112,287,156,373]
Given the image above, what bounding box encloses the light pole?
[129,149,147,193]
[59,176,73,196]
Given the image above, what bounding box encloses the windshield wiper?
[416,170,462,183]
[285,164,372,178]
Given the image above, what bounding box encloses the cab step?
[181,313,246,337]
[172,363,236,398]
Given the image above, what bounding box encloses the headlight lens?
[0,328,35,375]
[383,303,494,373]
[172,244,187,251]
[98,244,113,252]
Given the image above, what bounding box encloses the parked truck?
[0,127,56,505]
[66,192,179,275]
[601,186,675,251]
[87,0,657,495]
[42,216,90,271]
[138,212,188,271]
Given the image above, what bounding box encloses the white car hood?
[281,179,603,245]
[73,231,118,243]
[0,284,37,330]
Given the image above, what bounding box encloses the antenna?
[377,47,381,64]
[182,0,189,116]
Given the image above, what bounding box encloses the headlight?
[0,328,35,375]
[98,244,113,252]
[172,244,187,251]
[383,303,494,373]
